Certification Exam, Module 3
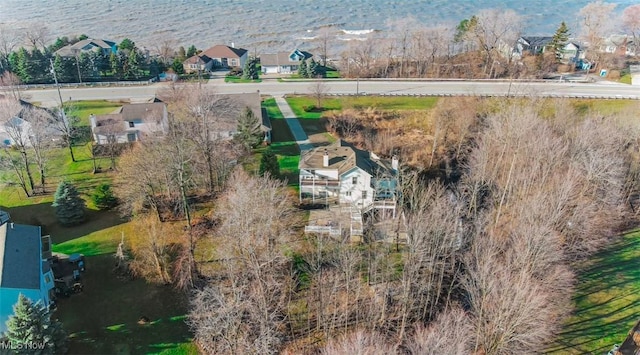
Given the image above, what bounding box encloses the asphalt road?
[14,79,640,107]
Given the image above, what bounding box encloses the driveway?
[274,96,313,151]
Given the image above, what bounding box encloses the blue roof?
[0,223,41,290]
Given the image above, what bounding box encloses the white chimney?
[323,149,329,167]
[231,42,235,48]
[392,155,399,172]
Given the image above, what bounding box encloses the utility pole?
[49,58,65,107]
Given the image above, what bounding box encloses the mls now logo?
[0,340,47,351]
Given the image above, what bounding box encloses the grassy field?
[262,97,285,119]
[547,231,640,354]
[225,76,262,83]
[285,95,440,119]
[66,100,123,126]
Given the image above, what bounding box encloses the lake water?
[0,0,635,54]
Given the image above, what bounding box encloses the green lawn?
[285,96,341,119]
[286,95,440,119]
[325,70,340,78]
[547,231,640,354]
[569,99,636,116]
[224,76,262,83]
[262,97,284,119]
[54,254,194,354]
[620,74,632,85]
[66,100,123,126]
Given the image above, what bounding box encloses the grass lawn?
[547,230,640,354]
[569,99,636,116]
[225,76,262,83]
[620,74,632,85]
[54,254,194,355]
[286,95,440,119]
[325,70,340,78]
[66,100,123,126]
[263,97,284,119]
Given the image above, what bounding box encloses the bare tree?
[24,106,54,193]
[323,330,396,355]
[190,171,300,354]
[51,106,79,162]
[23,23,50,50]
[0,24,20,69]
[128,214,174,284]
[0,98,35,194]
[406,307,472,354]
[623,4,640,51]
[579,1,617,66]
[309,80,329,108]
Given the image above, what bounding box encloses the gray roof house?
[0,99,62,147]
[299,140,398,237]
[198,45,248,69]
[90,102,169,144]
[0,221,55,332]
[261,49,313,74]
[514,36,553,57]
[55,38,117,57]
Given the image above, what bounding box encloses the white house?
[260,49,313,74]
[90,102,168,144]
[0,221,55,333]
[0,99,62,147]
[299,140,398,225]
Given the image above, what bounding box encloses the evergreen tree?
[14,48,31,83]
[5,294,67,354]
[551,21,570,61]
[52,181,86,225]
[242,56,258,80]
[235,106,263,150]
[91,183,118,210]
[118,38,135,52]
[78,52,94,80]
[259,149,280,177]
[109,52,121,79]
[53,54,75,83]
[78,34,88,41]
[29,48,49,83]
[298,59,307,77]
[177,46,187,61]
[125,48,142,79]
[308,58,319,78]
[171,58,185,75]
[186,45,198,58]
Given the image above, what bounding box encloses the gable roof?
[520,36,553,47]
[299,140,392,177]
[118,102,166,121]
[200,45,247,59]
[184,54,211,65]
[0,222,41,290]
[260,50,313,66]
[55,38,116,57]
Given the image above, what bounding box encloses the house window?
[346,191,352,197]
[128,121,135,128]
[127,133,136,142]
[352,177,358,184]
[362,191,367,199]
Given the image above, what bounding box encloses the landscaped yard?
[0,98,196,354]
[547,230,640,354]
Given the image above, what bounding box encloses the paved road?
[274,96,313,151]
[15,79,640,107]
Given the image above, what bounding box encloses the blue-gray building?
[0,222,55,332]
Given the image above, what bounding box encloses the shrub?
[91,183,118,210]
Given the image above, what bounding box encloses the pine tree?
[109,52,121,79]
[259,149,280,178]
[186,45,198,58]
[298,59,307,77]
[242,56,258,80]
[551,22,570,61]
[52,181,86,226]
[125,48,141,79]
[5,294,67,354]
[308,58,319,78]
[91,183,118,210]
[235,107,263,150]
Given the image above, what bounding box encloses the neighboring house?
[182,54,213,74]
[198,44,248,69]
[561,42,584,63]
[601,34,637,57]
[514,36,553,58]
[260,49,313,74]
[55,38,117,57]
[90,102,168,144]
[209,92,271,143]
[0,99,62,147]
[0,221,55,333]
